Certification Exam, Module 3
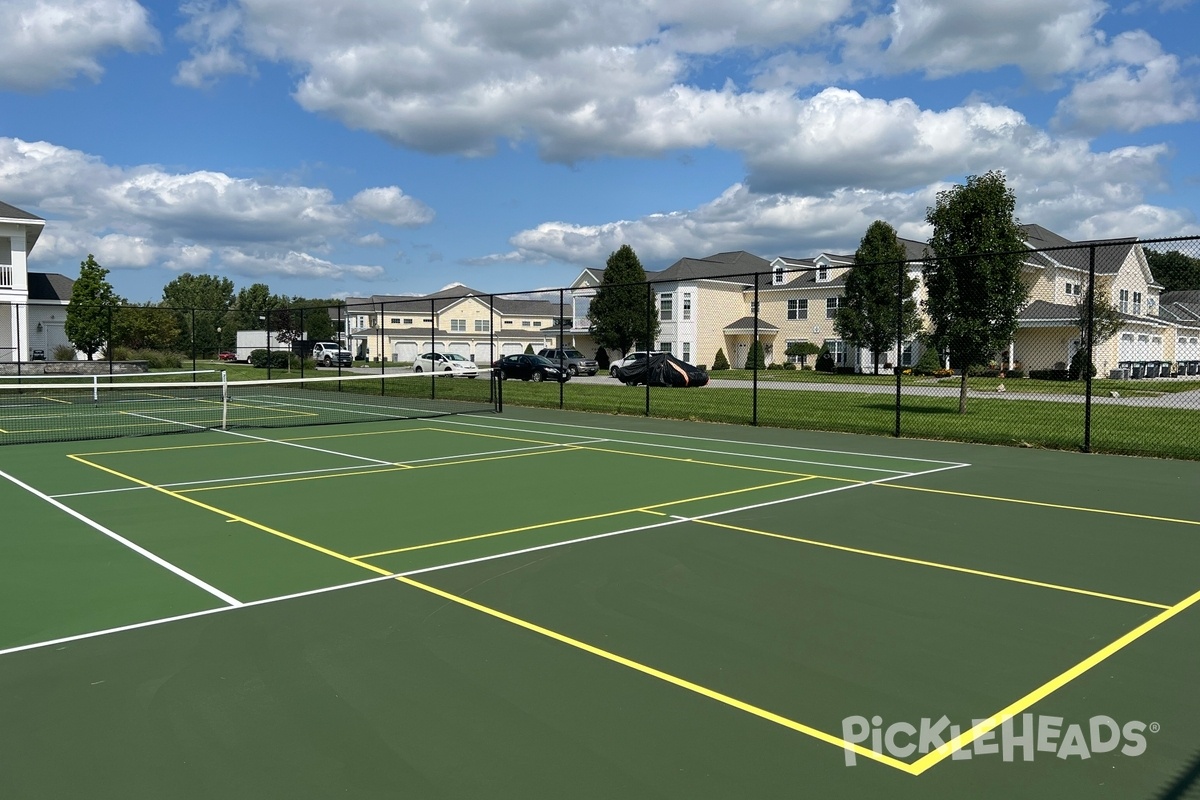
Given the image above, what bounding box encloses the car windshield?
[563,350,584,358]
[444,353,468,361]
[528,355,556,366]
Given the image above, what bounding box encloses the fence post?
[1083,244,1096,453]
[14,302,22,376]
[430,298,436,401]
[108,305,115,377]
[490,295,499,410]
[895,260,903,437]
[299,307,306,378]
[752,277,759,426]
[266,308,273,381]
[559,288,565,409]
[645,281,652,416]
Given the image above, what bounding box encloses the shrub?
[815,346,835,373]
[1007,369,1025,378]
[913,345,942,376]
[1029,369,1071,381]
[1068,349,1097,380]
[524,343,535,354]
[782,362,796,370]
[746,340,767,370]
[712,348,730,370]
[249,349,291,368]
[52,344,77,361]
[766,362,782,370]
[785,341,821,367]
[595,347,610,369]
[835,366,857,375]
[127,349,184,369]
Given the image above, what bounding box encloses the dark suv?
[536,348,599,376]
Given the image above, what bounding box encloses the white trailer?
[235,330,293,362]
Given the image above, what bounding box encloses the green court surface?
[1,407,1198,799]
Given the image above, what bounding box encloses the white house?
[1,200,78,363]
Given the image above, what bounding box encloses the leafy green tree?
[588,244,659,355]
[923,171,1029,412]
[712,348,730,370]
[746,339,766,370]
[65,254,118,360]
[1146,249,1200,293]
[231,283,275,331]
[162,273,235,357]
[112,302,182,351]
[1074,280,1123,378]
[835,221,922,374]
[785,341,821,367]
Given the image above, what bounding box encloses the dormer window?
[772,266,784,285]
[817,265,829,282]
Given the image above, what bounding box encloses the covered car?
[614,352,709,387]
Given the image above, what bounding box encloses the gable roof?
[344,287,563,318]
[27,272,73,302]
[0,200,45,252]
[656,251,770,283]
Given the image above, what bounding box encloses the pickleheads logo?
[841,714,1157,766]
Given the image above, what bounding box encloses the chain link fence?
[9,235,1199,458]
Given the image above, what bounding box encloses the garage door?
[474,342,493,365]
[420,341,447,354]
[392,341,418,363]
[448,341,471,359]
[1118,333,1135,360]
[501,342,523,356]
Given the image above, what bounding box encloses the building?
[1,200,78,362]
[343,285,566,364]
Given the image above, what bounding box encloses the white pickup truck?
[311,342,354,367]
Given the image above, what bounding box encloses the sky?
[1,0,1198,304]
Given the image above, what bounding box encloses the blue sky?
[2,0,1198,303]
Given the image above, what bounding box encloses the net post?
[92,375,99,403]
[221,370,228,429]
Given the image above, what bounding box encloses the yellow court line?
[67,454,393,576]
[174,445,578,493]
[880,484,1200,526]
[394,574,919,774]
[906,582,1200,775]
[691,519,1170,610]
[356,476,820,559]
[422,425,581,448]
[42,395,71,404]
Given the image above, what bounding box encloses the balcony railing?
[0,264,11,288]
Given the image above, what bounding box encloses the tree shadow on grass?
[862,402,964,415]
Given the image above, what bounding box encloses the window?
[0,238,10,288]
[1133,292,1142,316]
[474,319,490,332]
[682,292,692,321]
[533,321,542,327]
[826,297,843,319]
[1065,282,1082,297]
[450,319,466,332]
[750,300,759,314]
[901,341,915,366]
[1118,289,1129,314]
[817,265,829,282]
[522,320,531,327]
[390,318,402,324]
[405,318,414,325]
[787,299,808,320]
[824,339,847,366]
[660,293,673,321]
[573,296,591,327]
[682,342,691,362]
[504,320,514,326]
[660,341,672,354]
[772,266,784,285]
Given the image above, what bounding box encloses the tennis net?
[0,371,498,446]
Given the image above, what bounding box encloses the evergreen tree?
[746,339,766,370]
[588,244,659,354]
[835,221,922,374]
[712,348,730,370]
[923,171,1029,412]
[65,255,118,360]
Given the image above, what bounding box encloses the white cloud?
[1053,31,1200,134]
[174,1,253,88]
[0,0,159,91]
[349,187,435,227]
[0,136,429,282]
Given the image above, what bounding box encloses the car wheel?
[414,366,423,373]
[532,371,544,382]
[323,356,332,367]
[610,367,619,377]
[568,365,578,376]
[444,367,453,376]
[498,371,507,380]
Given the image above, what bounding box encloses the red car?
[218,351,237,362]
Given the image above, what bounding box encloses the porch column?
[1008,341,1015,369]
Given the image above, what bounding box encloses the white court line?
[50,440,586,499]
[436,417,967,474]
[0,468,241,607]
[0,460,967,660]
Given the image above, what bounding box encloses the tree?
[231,283,275,331]
[923,171,1029,412]
[112,302,182,351]
[65,254,118,360]
[815,345,835,372]
[1146,249,1200,293]
[162,273,235,358]
[587,244,659,355]
[835,221,922,374]
[785,341,821,367]
[712,348,730,370]
[1074,280,1123,380]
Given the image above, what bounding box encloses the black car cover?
[615,352,709,387]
